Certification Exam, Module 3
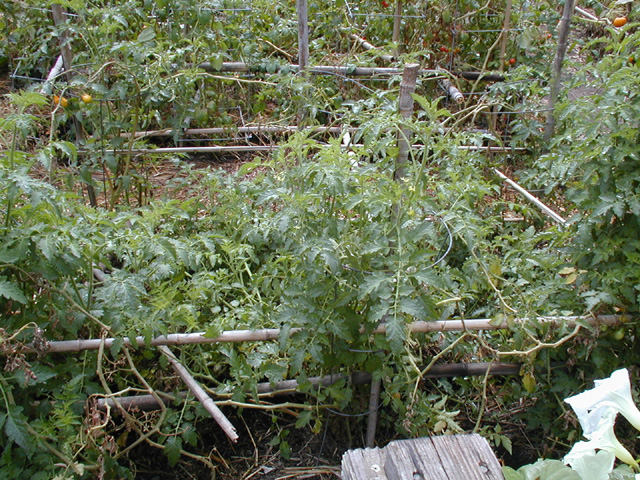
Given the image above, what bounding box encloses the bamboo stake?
[441,77,465,104]
[543,0,576,141]
[349,34,395,62]
[297,0,309,73]
[50,4,98,207]
[197,62,504,81]
[95,362,545,413]
[79,144,528,156]
[395,63,420,181]
[158,345,239,443]
[10,315,622,356]
[494,168,566,225]
[365,378,381,447]
[119,125,352,139]
[392,1,403,58]
[498,0,513,72]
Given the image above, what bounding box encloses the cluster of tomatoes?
[52,93,93,109]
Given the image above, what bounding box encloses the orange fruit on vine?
[613,17,627,27]
[53,95,68,108]
[81,93,93,104]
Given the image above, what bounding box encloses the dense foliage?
[1,0,639,478]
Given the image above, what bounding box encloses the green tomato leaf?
[164,436,182,467]
[0,276,27,304]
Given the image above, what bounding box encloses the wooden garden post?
[395,63,420,181]
[544,0,576,141]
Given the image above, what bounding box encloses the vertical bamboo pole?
[544,0,576,141]
[392,1,403,58]
[296,0,309,127]
[51,4,98,207]
[498,0,512,72]
[365,378,382,447]
[297,0,309,73]
[394,63,420,181]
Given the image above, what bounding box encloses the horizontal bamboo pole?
[198,62,505,81]
[441,78,465,104]
[12,315,622,356]
[87,145,277,155]
[96,363,528,412]
[81,143,528,156]
[120,125,352,139]
[494,168,567,225]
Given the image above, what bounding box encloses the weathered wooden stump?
[341,433,504,480]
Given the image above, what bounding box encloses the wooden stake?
[395,63,420,181]
[544,0,576,141]
[158,345,239,442]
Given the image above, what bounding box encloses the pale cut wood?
[158,345,239,443]
[385,435,504,479]
[343,434,504,480]
[9,315,623,355]
[342,447,387,480]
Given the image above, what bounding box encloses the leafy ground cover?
[1,1,640,479]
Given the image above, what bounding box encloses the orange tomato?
[81,94,93,104]
[613,17,627,27]
[53,95,68,108]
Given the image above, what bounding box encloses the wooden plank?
[426,435,504,479]
[384,434,504,480]
[342,447,388,480]
[383,434,504,480]
[384,439,448,479]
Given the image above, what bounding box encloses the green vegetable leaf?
[0,276,27,304]
[164,436,182,466]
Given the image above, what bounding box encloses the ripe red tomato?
[440,46,449,53]
[381,0,389,7]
